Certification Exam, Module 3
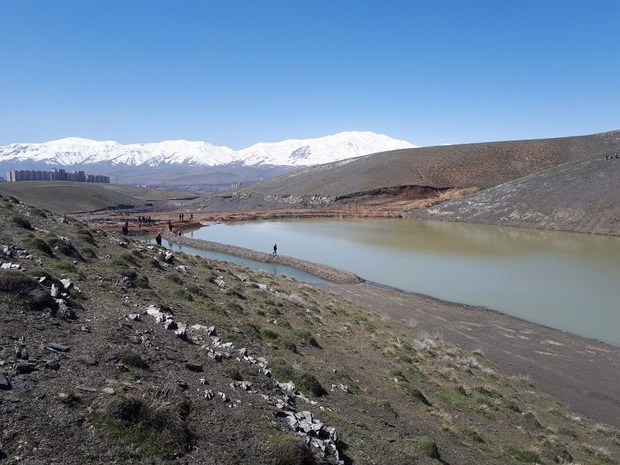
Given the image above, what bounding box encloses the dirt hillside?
[2,194,619,465]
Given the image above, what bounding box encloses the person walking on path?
[155,232,162,246]
[273,244,277,255]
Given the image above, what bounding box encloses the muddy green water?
[185,218,620,347]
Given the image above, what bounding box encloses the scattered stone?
[50,284,59,297]
[14,343,27,360]
[45,360,60,370]
[101,387,115,395]
[0,262,21,270]
[175,322,187,339]
[126,313,141,321]
[185,362,203,372]
[14,362,37,374]
[281,409,341,464]
[127,335,142,345]
[77,355,98,366]
[60,278,73,289]
[164,252,174,264]
[204,389,214,400]
[0,373,11,390]
[76,385,98,392]
[46,343,69,352]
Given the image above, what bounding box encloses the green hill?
[0,182,197,213]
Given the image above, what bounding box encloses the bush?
[46,237,84,261]
[76,230,97,246]
[100,391,191,456]
[415,436,440,460]
[267,435,318,465]
[292,329,321,348]
[134,274,150,289]
[0,270,58,311]
[120,350,149,369]
[28,237,55,257]
[268,358,327,398]
[165,273,184,285]
[31,208,48,218]
[12,215,33,230]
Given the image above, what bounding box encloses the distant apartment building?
[6,168,110,184]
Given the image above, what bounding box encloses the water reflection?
[188,218,620,347]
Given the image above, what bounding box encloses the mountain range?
[0,131,414,168]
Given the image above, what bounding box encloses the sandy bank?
[165,235,363,285]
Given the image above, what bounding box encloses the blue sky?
[1,0,619,149]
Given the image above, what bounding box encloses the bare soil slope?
[416,154,620,235]
[208,130,620,200]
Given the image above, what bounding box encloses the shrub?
[120,350,149,369]
[165,273,184,285]
[268,358,327,398]
[507,447,541,463]
[81,247,97,259]
[175,288,194,301]
[150,258,164,270]
[12,215,33,230]
[224,366,243,381]
[239,322,261,340]
[28,237,55,257]
[46,237,84,261]
[415,436,441,460]
[292,329,321,348]
[76,230,97,246]
[31,208,48,218]
[266,435,318,465]
[134,274,150,289]
[99,391,191,456]
[261,328,281,342]
[0,270,58,311]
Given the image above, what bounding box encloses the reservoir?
[182,218,620,347]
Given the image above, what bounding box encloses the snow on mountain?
[0,131,416,168]
[0,138,239,167]
[238,131,416,166]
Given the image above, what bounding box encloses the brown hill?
[415,154,620,235]
[198,130,620,234]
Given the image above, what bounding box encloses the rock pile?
[143,303,345,464]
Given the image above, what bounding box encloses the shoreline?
[164,233,620,428]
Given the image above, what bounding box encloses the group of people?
[178,213,193,221]
[137,216,152,225]
[605,153,619,160]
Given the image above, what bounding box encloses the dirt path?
[162,235,620,428]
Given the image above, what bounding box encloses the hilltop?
[197,130,620,234]
[1,194,619,464]
[0,182,197,214]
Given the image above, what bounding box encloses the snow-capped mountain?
[0,131,417,189]
[238,131,416,166]
[0,131,416,168]
[0,137,239,167]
